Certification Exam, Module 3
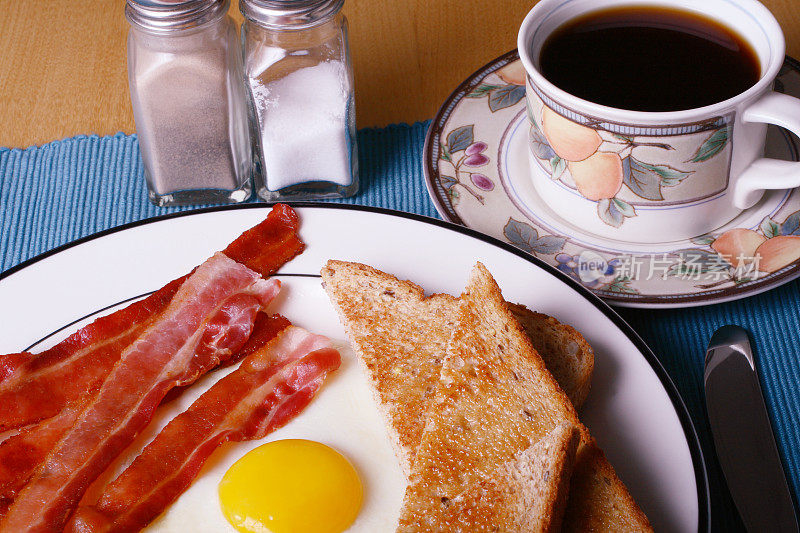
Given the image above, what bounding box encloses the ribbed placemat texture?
[2,125,798,531]
[0,125,436,271]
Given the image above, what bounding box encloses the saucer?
[424,50,800,308]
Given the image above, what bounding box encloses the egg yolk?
[218,439,363,533]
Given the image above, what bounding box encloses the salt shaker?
[126,0,252,206]
[241,0,358,200]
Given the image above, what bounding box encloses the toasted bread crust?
[396,263,652,532]
[563,444,654,531]
[527,422,581,533]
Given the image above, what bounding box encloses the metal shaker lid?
[240,0,344,29]
[125,0,228,31]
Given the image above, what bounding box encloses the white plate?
[0,204,707,532]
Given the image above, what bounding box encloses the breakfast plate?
[424,50,800,308]
[0,204,707,531]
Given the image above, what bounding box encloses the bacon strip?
[0,313,291,515]
[221,203,304,276]
[0,278,185,431]
[0,203,304,431]
[0,254,282,532]
[0,353,33,382]
[0,399,90,517]
[67,327,340,533]
[0,205,301,522]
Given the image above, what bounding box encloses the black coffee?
[538,6,760,112]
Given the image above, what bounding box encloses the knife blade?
[704,325,798,532]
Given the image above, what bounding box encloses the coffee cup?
[517,0,800,243]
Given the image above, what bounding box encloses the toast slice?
[443,422,581,532]
[396,263,651,532]
[508,304,593,410]
[321,260,459,474]
[320,260,594,476]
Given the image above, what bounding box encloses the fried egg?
[219,440,363,533]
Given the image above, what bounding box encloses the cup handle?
[733,92,800,209]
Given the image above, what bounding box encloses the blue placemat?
[1,125,798,531]
[0,126,437,271]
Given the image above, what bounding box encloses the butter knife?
[704,325,798,532]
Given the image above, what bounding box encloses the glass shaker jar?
[126,0,252,206]
[240,0,358,201]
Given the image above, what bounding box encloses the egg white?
[79,278,407,532]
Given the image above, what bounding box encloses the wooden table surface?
[1,0,798,148]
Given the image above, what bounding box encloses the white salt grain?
[249,61,352,191]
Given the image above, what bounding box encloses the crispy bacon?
[0,203,304,431]
[67,327,340,533]
[0,314,291,514]
[228,312,296,365]
[161,311,293,404]
[0,353,33,382]
[0,278,186,432]
[221,203,304,276]
[0,399,90,516]
[0,254,282,532]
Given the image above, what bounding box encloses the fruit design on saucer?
[439,125,495,205]
[667,209,800,287]
[496,60,527,86]
[438,124,570,260]
[502,218,567,257]
[464,61,527,113]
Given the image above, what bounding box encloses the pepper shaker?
[126,0,252,206]
[241,0,358,200]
